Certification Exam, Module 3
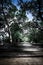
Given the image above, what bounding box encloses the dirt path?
[0,57,43,65]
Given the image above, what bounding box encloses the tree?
[10,22,23,43]
[18,0,43,43]
[18,0,43,21]
[0,0,17,43]
[18,0,43,30]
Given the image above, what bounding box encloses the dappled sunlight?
[20,42,32,46]
[22,37,28,41]
[0,1,43,64]
[22,48,40,51]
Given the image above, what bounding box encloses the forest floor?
[0,42,43,65]
[0,57,43,65]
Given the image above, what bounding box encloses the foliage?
[0,0,17,43]
[0,0,43,44]
[18,0,43,43]
[18,0,43,21]
[10,22,23,43]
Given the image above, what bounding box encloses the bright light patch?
[19,24,22,27]
[6,33,9,37]
[5,25,7,28]
[0,35,3,40]
[23,29,28,34]
[26,13,33,21]
[23,37,28,41]
[14,17,17,20]
[5,32,9,37]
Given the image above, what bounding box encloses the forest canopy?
[0,0,43,44]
